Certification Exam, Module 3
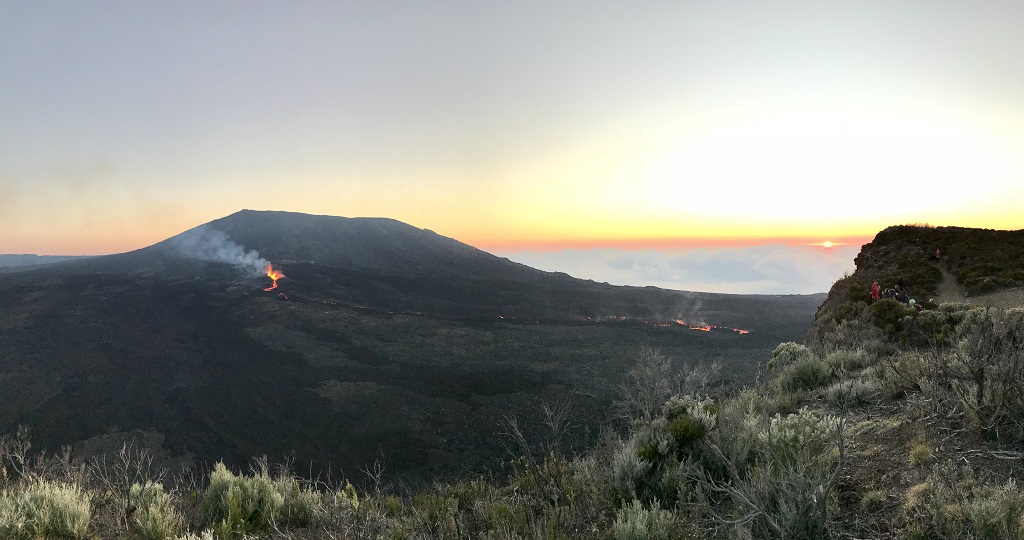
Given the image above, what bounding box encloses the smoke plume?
[171,226,268,276]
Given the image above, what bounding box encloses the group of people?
[866,248,944,312]
[871,278,923,311]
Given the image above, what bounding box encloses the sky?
[2,2,1022,293]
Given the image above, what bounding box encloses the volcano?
[0,210,823,481]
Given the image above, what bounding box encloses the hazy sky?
[2,2,1022,292]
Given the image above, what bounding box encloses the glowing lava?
[675,319,749,334]
[264,264,285,291]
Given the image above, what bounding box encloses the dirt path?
[930,261,966,304]
[929,261,1024,308]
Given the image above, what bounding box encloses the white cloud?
[494,244,858,295]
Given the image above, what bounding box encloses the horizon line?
[4,234,876,258]
[473,234,875,252]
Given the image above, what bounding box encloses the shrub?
[611,499,678,540]
[200,462,283,537]
[611,438,651,503]
[825,349,874,372]
[275,474,321,527]
[824,378,877,408]
[933,307,1024,441]
[759,408,838,475]
[617,347,674,423]
[968,481,1024,539]
[662,395,717,449]
[0,480,92,540]
[767,342,816,372]
[132,482,182,540]
[409,493,457,536]
[668,415,706,447]
[381,494,402,517]
[908,440,933,467]
[828,319,885,353]
[868,351,928,399]
[902,461,1024,539]
[860,490,887,513]
[773,354,832,393]
[870,299,918,336]
[666,403,843,538]
[0,490,31,540]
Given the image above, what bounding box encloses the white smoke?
[171,226,268,276]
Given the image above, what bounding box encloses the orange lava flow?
[264,264,285,291]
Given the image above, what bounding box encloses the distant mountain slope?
[0,254,89,269]
[0,210,825,481]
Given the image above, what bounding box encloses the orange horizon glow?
[471,234,874,253]
[19,233,875,257]
[6,205,1022,258]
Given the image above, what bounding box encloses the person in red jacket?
[871,281,880,303]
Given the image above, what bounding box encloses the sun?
[823,241,833,248]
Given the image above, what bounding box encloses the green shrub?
[902,461,1024,539]
[816,319,886,355]
[669,415,706,447]
[611,438,651,503]
[826,349,874,372]
[662,395,716,449]
[767,342,816,372]
[860,490,887,513]
[747,409,839,538]
[0,490,31,540]
[612,499,678,540]
[774,354,832,393]
[870,299,918,336]
[382,494,402,517]
[831,300,866,325]
[275,474,321,527]
[909,440,933,467]
[866,351,928,399]
[410,493,457,536]
[824,378,877,408]
[132,482,182,540]
[735,387,800,415]
[0,480,92,540]
[637,443,660,463]
[759,408,838,475]
[968,481,1024,539]
[200,462,283,537]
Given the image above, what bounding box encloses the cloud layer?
[496,244,859,295]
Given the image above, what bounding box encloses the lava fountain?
[264,263,285,291]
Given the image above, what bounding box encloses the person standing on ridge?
[936,248,941,261]
[871,281,880,303]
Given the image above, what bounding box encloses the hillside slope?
[9,223,1023,539]
[810,224,1024,345]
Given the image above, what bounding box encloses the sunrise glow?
[2,2,1022,271]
